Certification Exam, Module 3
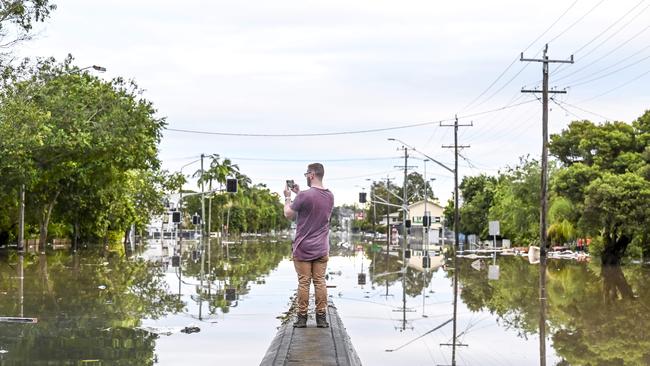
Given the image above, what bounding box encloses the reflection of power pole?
[17,185,25,252]
[383,177,391,267]
[441,115,471,366]
[521,43,573,366]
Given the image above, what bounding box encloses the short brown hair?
[308,163,324,179]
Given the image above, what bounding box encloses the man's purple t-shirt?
[290,187,334,261]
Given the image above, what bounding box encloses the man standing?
[284,163,334,328]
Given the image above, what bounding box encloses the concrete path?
[260,301,362,366]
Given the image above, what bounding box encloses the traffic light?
[226,178,237,193]
[423,215,430,227]
[422,255,431,268]
[405,249,411,259]
[192,214,201,225]
[405,219,411,228]
[359,192,367,203]
[172,211,181,223]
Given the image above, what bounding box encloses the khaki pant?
[293,255,329,315]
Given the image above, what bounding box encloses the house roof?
[408,199,444,209]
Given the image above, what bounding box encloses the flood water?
[1,237,649,365]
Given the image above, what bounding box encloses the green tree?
[580,173,650,265]
[488,157,543,245]
[0,56,166,249]
[549,111,650,261]
[458,174,498,239]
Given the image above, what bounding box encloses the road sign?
[489,221,500,236]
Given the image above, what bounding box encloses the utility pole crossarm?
[441,145,470,149]
[520,53,574,64]
[521,89,567,94]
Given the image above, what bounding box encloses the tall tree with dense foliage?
[0,56,167,249]
[549,111,650,262]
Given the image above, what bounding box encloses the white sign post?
[488,221,500,280]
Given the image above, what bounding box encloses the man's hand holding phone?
[284,180,300,200]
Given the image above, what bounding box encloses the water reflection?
[0,250,183,365]
[177,239,292,317]
[1,238,649,365]
[455,254,650,365]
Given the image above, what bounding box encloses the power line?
[576,67,650,103]
[566,52,650,87]
[574,0,646,55]
[553,24,650,83]
[570,3,650,63]
[553,99,615,121]
[459,0,579,113]
[550,0,646,76]
[164,100,537,138]
[229,156,404,163]
[546,0,605,45]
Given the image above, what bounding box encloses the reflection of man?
[283,163,334,328]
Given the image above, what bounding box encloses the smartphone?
[286,179,295,189]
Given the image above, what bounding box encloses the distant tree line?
[181,155,291,235]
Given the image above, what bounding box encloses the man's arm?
[284,196,296,220]
[283,184,300,220]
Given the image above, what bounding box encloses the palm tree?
[193,155,241,238]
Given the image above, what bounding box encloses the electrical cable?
[552,99,615,121]
[554,26,650,83]
[551,98,586,121]
[575,67,650,103]
[574,0,646,56]
[459,0,579,113]
[164,99,538,138]
[547,0,605,45]
[229,156,404,163]
[566,52,650,87]
[549,0,646,77]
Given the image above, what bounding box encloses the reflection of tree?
[0,251,183,365]
[601,265,634,303]
[457,257,541,336]
[551,264,650,365]
[456,256,650,364]
[181,240,292,315]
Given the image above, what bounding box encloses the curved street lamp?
[79,65,107,72]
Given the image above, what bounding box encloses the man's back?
[291,187,334,261]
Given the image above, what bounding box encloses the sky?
[18,0,650,205]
